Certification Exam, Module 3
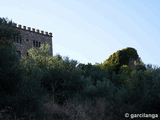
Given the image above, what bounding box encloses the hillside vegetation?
[101,47,139,72]
[0,18,160,120]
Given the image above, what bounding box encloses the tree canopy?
[101,47,139,73]
[0,17,19,40]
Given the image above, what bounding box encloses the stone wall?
[12,24,53,57]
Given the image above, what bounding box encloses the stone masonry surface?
[12,23,53,57]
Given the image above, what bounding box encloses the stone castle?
[12,23,53,57]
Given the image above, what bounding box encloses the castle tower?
[12,23,53,57]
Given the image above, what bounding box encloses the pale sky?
[0,0,160,65]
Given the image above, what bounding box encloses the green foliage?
[96,78,116,100]
[82,75,116,102]
[117,65,132,85]
[101,47,139,73]
[0,18,45,117]
[118,65,132,74]
[84,84,98,100]
[44,56,85,104]
[22,44,85,104]
[77,63,110,85]
[0,39,20,117]
[135,68,160,113]
[0,17,19,40]
[0,39,21,96]
[0,18,21,96]
[134,57,146,71]
[111,68,160,119]
[13,66,44,117]
[26,44,53,70]
[0,41,44,118]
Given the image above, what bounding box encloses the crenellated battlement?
[12,22,53,57]
[13,23,52,37]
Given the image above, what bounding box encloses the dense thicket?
[0,18,21,98]
[0,18,44,119]
[1,18,160,119]
[101,47,139,73]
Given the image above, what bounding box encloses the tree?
[0,17,19,40]
[22,44,85,104]
[101,47,139,73]
[0,18,21,95]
